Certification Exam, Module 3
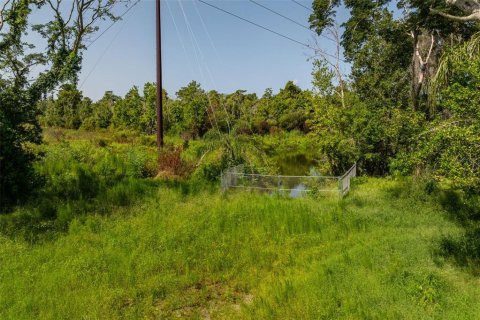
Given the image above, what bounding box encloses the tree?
[43,84,82,129]
[207,90,230,133]
[92,91,119,129]
[112,86,142,130]
[140,83,158,134]
[394,34,480,191]
[0,0,127,209]
[176,81,209,138]
[275,81,310,132]
[309,0,478,112]
[307,0,479,175]
[79,97,93,123]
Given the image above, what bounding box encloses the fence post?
[220,170,225,192]
[338,177,342,197]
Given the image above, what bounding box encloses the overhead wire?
[290,0,314,12]
[192,0,223,65]
[248,0,335,42]
[80,14,130,89]
[80,0,140,88]
[86,0,141,49]
[178,0,204,79]
[177,0,222,135]
[165,0,196,76]
[249,0,311,31]
[196,0,345,62]
[192,0,232,133]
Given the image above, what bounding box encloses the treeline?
[38,80,312,137]
[38,43,480,193]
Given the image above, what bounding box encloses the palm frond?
[429,32,480,113]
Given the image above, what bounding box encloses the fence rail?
[221,163,357,197]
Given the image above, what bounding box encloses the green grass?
[1,178,480,319]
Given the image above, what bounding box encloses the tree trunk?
[411,31,439,113]
[411,31,419,111]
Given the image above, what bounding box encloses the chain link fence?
[221,163,357,197]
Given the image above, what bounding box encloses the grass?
[1,129,479,318]
[1,176,480,319]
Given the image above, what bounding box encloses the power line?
[80,1,140,89]
[248,0,335,42]
[290,0,313,12]
[80,0,140,88]
[197,0,345,62]
[178,0,222,135]
[249,0,310,31]
[80,17,129,89]
[192,1,233,132]
[86,0,141,49]
[197,0,307,48]
[165,0,195,76]
[193,0,224,68]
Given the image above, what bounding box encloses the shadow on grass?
[0,178,161,243]
[437,190,480,275]
[0,175,220,244]
[381,177,480,275]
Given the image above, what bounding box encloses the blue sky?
[69,0,351,100]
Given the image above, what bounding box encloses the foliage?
[42,84,83,129]
[40,79,317,140]
[0,80,42,208]
[141,83,158,134]
[186,131,276,182]
[0,0,125,209]
[308,60,424,175]
[112,86,143,130]
[176,81,209,138]
[393,40,480,191]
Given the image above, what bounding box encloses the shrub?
[158,146,192,177]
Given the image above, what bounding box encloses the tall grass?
[1,178,479,319]
[0,139,158,240]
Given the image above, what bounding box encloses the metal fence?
[221,163,357,197]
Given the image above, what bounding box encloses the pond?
[274,153,335,198]
[276,153,319,176]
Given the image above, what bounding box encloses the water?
[276,153,318,176]
[289,184,307,198]
[275,153,321,198]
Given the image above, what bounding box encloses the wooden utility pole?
[156,0,164,151]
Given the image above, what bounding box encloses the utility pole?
[156,0,164,151]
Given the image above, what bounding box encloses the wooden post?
[156,0,164,153]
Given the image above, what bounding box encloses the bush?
[158,146,192,177]
[0,86,42,210]
[192,149,225,182]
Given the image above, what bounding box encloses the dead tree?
[311,23,347,109]
[410,31,439,112]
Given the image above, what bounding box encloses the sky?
[32,0,351,101]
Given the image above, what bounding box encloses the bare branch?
[425,33,435,65]
[430,7,480,21]
[310,23,347,108]
[431,0,480,22]
[0,0,12,32]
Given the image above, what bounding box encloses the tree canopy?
[0,0,129,208]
